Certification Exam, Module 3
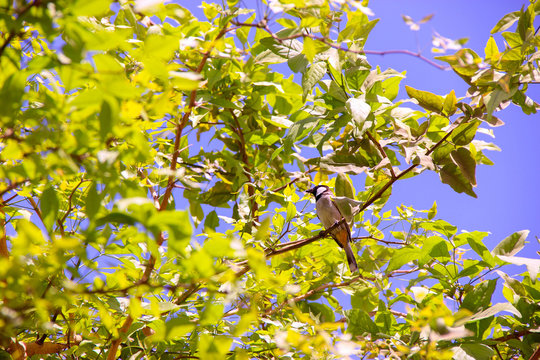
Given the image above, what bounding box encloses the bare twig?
[354,235,407,246]
[271,167,315,193]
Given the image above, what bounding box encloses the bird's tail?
[344,242,358,273]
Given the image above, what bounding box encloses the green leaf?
[0,72,26,118]
[451,119,480,146]
[484,89,512,120]
[189,200,204,227]
[302,61,327,100]
[85,182,101,220]
[517,7,533,41]
[462,302,521,323]
[455,231,495,267]
[419,220,457,238]
[419,236,450,265]
[299,302,335,322]
[200,301,224,326]
[288,53,309,73]
[263,115,293,128]
[169,71,203,91]
[491,11,520,33]
[335,173,354,199]
[199,333,233,359]
[40,186,59,232]
[346,97,371,129]
[405,85,444,113]
[491,230,528,257]
[461,279,497,313]
[285,201,296,223]
[387,246,422,272]
[454,344,494,360]
[347,309,379,336]
[99,98,118,140]
[442,90,457,116]
[484,36,499,61]
[440,164,477,198]
[96,212,138,226]
[72,0,111,17]
[427,201,437,220]
[303,36,317,63]
[435,49,482,77]
[450,147,477,186]
[497,255,540,280]
[204,210,220,230]
[164,315,195,340]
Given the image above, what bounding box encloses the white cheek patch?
[316,187,326,197]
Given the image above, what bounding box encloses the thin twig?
[354,235,406,246]
[0,0,41,58]
[366,131,396,179]
[264,273,375,316]
[230,20,449,70]
[229,109,258,223]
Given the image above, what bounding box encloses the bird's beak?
[306,187,315,194]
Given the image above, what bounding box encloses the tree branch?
[0,0,41,59]
[159,25,230,212]
[529,344,540,360]
[264,273,375,316]
[107,22,232,360]
[229,109,258,223]
[366,130,396,179]
[0,179,29,201]
[230,20,449,71]
[358,116,465,213]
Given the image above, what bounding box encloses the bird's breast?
[316,196,343,229]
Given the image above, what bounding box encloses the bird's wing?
[331,196,363,224]
[330,197,352,242]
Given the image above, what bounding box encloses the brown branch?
[26,197,44,226]
[107,22,232,360]
[0,0,41,59]
[175,283,201,305]
[233,218,348,273]
[366,130,396,179]
[0,195,8,258]
[59,179,86,225]
[358,116,465,213]
[492,329,531,342]
[230,20,449,71]
[0,179,29,201]
[271,167,315,193]
[265,273,375,317]
[229,109,258,223]
[529,344,540,360]
[354,235,406,246]
[8,339,80,359]
[159,25,230,212]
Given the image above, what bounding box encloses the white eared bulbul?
[306,185,358,273]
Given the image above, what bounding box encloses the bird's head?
[306,185,331,199]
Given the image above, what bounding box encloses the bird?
[306,185,358,273]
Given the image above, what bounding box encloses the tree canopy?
[0,0,539,359]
